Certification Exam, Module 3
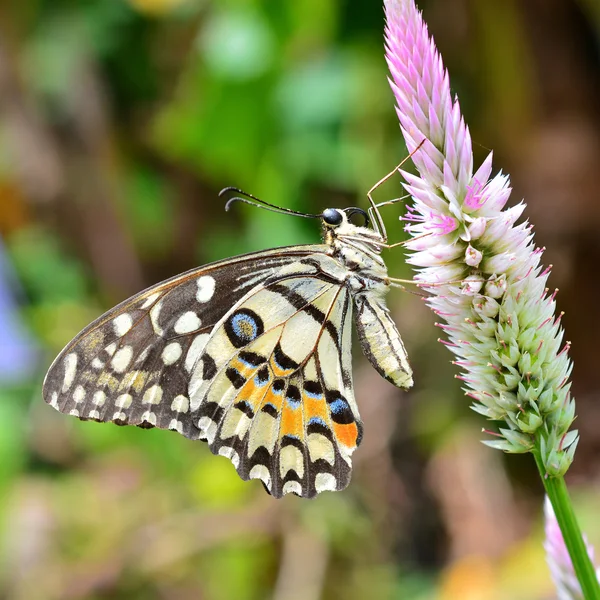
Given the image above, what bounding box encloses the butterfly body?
[43,206,412,498]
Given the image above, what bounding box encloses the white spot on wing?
[73,385,86,403]
[279,311,322,364]
[185,334,209,372]
[171,395,189,413]
[111,346,133,373]
[174,311,201,334]
[307,433,335,465]
[136,345,152,364]
[168,419,183,433]
[282,480,303,496]
[113,313,133,337]
[93,391,106,406]
[104,343,117,357]
[88,409,101,419]
[279,445,304,478]
[116,393,133,409]
[112,411,127,421]
[91,358,105,370]
[248,411,278,456]
[141,411,157,425]
[50,392,59,409]
[220,410,252,440]
[150,301,164,336]
[315,472,337,492]
[249,465,271,489]
[197,416,217,443]
[69,408,80,417]
[62,353,78,393]
[196,276,216,303]
[143,385,163,405]
[161,342,182,365]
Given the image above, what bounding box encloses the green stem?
[534,451,600,599]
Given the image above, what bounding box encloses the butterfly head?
[321,207,383,245]
[321,207,387,278]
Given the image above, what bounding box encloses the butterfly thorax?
[321,208,388,295]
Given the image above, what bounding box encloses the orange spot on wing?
[262,387,284,413]
[332,422,358,449]
[304,395,329,423]
[280,405,303,439]
[237,377,269,413]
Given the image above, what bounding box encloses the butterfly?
[42,188,413,498]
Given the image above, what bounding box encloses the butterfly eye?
[322,209,344,226]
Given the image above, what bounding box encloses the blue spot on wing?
[308,417,326,427]
[232,313,258,340]
[329,398,348,414]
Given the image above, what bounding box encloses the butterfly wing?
[42,245,327,438]
[43,245,363,498]
[191,273,361,498]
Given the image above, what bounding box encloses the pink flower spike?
[385,0,577,478]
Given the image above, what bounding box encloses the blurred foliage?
[0,0,599,599]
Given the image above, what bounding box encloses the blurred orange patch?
[126,0,191,16]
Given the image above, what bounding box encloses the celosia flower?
[384,0,577,475]
[545,497,600,599]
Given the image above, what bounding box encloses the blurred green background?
[0,0,599,598]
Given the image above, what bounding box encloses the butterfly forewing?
[43,246,325,436]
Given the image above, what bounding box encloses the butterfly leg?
[366,167,400,242]
[366,139,426,240]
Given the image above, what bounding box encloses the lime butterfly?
[43,189,413,498]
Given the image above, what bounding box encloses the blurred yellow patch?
[126,0,191,16]
[440,556,498,600]
[189,455,253,508]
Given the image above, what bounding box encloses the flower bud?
[461,275,484,296]
[485,274,507,298]
[468,217,487,240]
[465,245,483,267]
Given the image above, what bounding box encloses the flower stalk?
[542,467,600,599]
[384,0,599,596]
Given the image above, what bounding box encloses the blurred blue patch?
[0,237,38,382]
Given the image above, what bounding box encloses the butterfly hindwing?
[194,274,362,498]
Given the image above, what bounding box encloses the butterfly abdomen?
[353,294,413,390]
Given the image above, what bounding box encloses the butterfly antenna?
[220,187,320,219]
